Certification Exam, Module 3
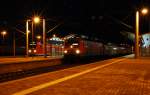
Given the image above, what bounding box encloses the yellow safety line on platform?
[12,58,126,95]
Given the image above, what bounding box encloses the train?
[28,35,64,56]
[63,34,132,58]
[27,34,132,59]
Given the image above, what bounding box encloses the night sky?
[0,0,149,46]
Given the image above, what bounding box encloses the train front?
[63,36,82,58]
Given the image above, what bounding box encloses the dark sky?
[0,0,149,45]
[0,0,139,20]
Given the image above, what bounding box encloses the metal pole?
[13,31,16,56]
[135,11,140,58]
[26,20,29,57]
[31,21,34,58]
[2,34,4,40]
[43,19,47,58]
[32,21,34,46]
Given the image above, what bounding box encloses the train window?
[29,42,36,51]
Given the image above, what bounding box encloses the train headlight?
[64,50,68,54]
[76,49,80,54]
[33,49,37,53]
[28,49,32,53]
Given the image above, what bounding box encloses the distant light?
[72,43,78,45]
[53,34,56,37]
[1,31,7,35]
[70,45,73,48]
[76,49,80,54]
[64,50,67,53]
[91,16,96,20]
[113,47,117,50]
[120,47,125,49]
[36,35,41,39]
[141,8,148,15]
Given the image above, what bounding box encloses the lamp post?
[13,31,16,56]
[33,16,46,58]
[135,11,140,58]
[43,19,47,58]
[26,17,40,57]
[135,8,148,58]
[26,20,30,57]
[31,21,34,48]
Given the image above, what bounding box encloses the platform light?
[141,8,148,15]
[33,16,40,23]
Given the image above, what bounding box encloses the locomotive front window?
[65,38,79,48]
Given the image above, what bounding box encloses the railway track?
[0,55,122,83]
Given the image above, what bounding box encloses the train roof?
[64,34,102,42]
[63,34,132,47]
